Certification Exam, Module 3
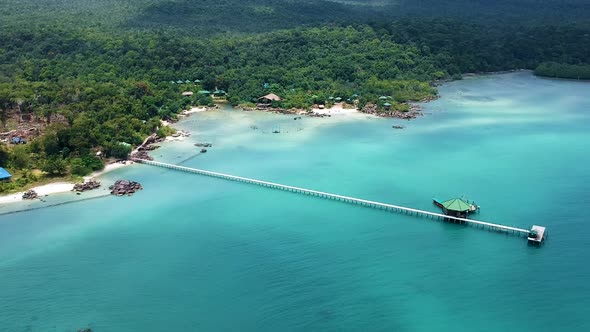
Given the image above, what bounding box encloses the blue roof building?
[10,137,26,144]
[0,167,11,181]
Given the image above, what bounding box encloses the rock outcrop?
[73,180,101,192]
[109,180,143,196]
[360,103,422,120]
[130,150,153,161]
[22,190,38,200]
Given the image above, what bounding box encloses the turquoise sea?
[1,71,589,331]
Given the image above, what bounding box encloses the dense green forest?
[1,0,589,192]
[534,62,590,79]
[3,1,590,34]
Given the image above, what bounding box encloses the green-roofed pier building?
[433,197,479,219]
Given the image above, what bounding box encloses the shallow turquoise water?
[1,72,589,331]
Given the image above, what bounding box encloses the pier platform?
[528,225,547,244]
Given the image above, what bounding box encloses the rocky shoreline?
[130,133,164,161]
[22,190,38,200]
[359,103,422,120]
[359,95,440,120]
[238,95,440,120]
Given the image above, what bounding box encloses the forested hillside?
[3,0,590,34]
[1,0,589,192]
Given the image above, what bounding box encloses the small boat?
[200,148,207,153]
[432,198,444,209]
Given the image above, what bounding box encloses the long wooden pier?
[132,159,536,238]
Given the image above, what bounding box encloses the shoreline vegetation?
[0,96,422,203]
[0,67,581,202]
[1,11,589,198]
[0,161,132,204]
[534,62,590,80]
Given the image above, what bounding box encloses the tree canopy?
[1,0,589,192]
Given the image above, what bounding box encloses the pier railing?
[132,158,531,236]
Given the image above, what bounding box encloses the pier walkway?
[132,159,533,238]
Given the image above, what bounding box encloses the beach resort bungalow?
[181,91,194,97]
[0,167,11,181]
[212,90,227,97]
[383,102,392,110]
[257,93,282,109]
[198,90,211,95]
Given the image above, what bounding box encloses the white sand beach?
[84,161,133,181]
[182,107,207,115]
[311,103,361,116]
[0,183,75,204]
[0,161,134,204]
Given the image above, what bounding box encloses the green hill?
[2,0,590,35]
[1,0,589,191]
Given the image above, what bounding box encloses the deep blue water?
[1,72,589,331]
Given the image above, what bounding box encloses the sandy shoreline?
[182,106,207,115]
[0,161,133,205]
[311,103,361,116]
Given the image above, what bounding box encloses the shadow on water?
[0,194,112,218]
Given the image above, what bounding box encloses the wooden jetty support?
[132,158,545,241]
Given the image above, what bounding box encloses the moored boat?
[432,198,444,209]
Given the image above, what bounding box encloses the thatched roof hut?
[259,93,282,102]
